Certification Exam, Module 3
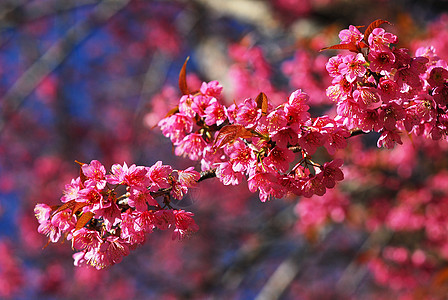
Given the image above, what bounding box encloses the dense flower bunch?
[34,160,200,269]
[158,79,348,202]
[35,20,448,279]
[324,21,448,148]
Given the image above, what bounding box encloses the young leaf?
[179,57,190,95]
[75,211,95,231]
[71,202,89,216]
[364,19,391,42]
[52,200,76,216]
[255,92,268,116]
[320,42,359,53]
[213,125,253,149]
[75,160,88,184]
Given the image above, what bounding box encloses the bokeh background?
[2,0,448,299]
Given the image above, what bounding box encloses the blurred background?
[2,0,448,299]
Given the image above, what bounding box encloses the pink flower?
[135,211,156,233]
[263,146,294,173]
[128,186,157,212]
[301,174,326,198]
[88,237,130,269]
[72,228,102,251]
[204,100,227,126]
[338,53,366,82]
[338,25,364,44]
[95,198,121,231]
[51,209,76,232]
[177,167,200,188]
[172,210,199,240]
[408,95,437,124]
[120,211,145,245]
[377,130,403,149]
[60,177,82,203]
[433,84,448,106]
[324,127,350,155]
[378,78,398,103]
[77,185,104,212]
[158,113,193,145]
[147,161,172,191]
[368,28,397,51]
[368,50,395,73]
[107,163,127,185]
[34,203,51,224]
[82,160,107,189]
[380,102,406,131]
[393,49,428,89]
[358,109,384,132]
[227,140,254,173]
[175,133,207,161]
[107,162,150,187]
[266,109,288,135]
[427,66,448,87]
[152,209,175,230]
[235,98,262,128]
[178,94,196,118]
[298,131,325,155]
[191,94,213,117]
[215,162,244,186]
[320,159,344,189]
[37,221,61,243]
[247,172,284,202]
[353,86,382,109]
[326,76,353,102]
[200,80,223,98]
[326,55,344,77]
[285,89,310,125]
[271,128,298,149]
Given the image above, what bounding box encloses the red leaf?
[75,160,88,185]
[320,42,359,53]
[71,202,89,216]
[52,200,76,215]
[364,19,391,42]
[75,211,94,231]
[358,41,368,49]
[255,92,268,116]
[163,105,180,118]
[213,125,254,149]
[179,57,190,95]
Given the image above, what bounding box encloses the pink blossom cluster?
[35,20,448,280]
[325,24,448,148]
[34,160,199,269]
[158,81,348,202]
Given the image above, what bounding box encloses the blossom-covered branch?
[34,19,448,271]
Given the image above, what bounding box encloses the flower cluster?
[158,81,348,202]
[34,160,199,269]
[325,22,448,148]
[35,20,448,278]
